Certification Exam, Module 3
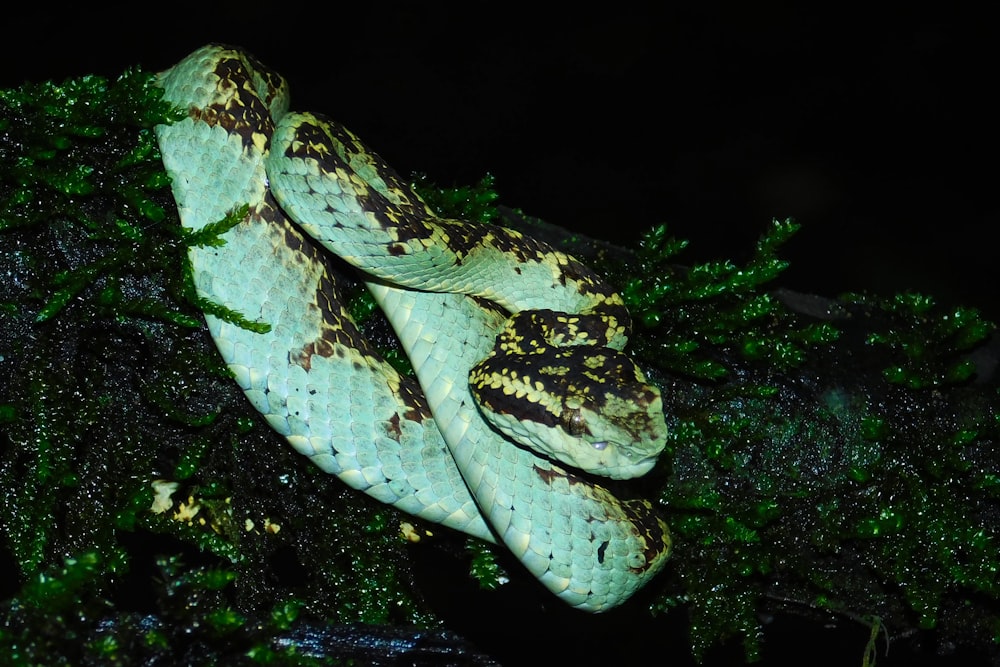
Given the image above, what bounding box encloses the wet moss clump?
[617,222,999,661]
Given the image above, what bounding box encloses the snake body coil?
[154,44,671,611]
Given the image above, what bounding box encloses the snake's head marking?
[470,346,667,479]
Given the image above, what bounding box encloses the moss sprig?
[620,218,838,380]
[845,291,995,388]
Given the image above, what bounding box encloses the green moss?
[620,219,839,381]
[466,538,509,591]
[0,551,359,665]
[412,172,501,224]
[0,552,104,665]
[847,291,994,389]
[619,219,999,660]
[0,59,256,579]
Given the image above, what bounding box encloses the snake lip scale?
[154,43,672,612]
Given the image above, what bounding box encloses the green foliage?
[0,71,175,232]
[846,291,995,389]
[1,66,191,326]
[0,552,354,666]
[622,218,838,380]
[0,552,106,665]
[0,60,243,594]
[411,172,500,224]
[621,218,999,661]
[466,539,508,591]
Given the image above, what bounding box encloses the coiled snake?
[154,44,671,611]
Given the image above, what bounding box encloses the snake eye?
[561,407,587,437]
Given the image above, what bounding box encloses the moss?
[846,291,993,389]
[465,539,509,592]
[619,219,839,381]
[412,172,501,225]
[618,222,999,660]
[0,551,360,666]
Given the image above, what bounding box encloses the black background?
[3,6,996,666]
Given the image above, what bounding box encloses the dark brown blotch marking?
[532,464,588,487]
[620,499,671,574]
[386,413,403,440]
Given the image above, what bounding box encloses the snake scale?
[154,44,671,611]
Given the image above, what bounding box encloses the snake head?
[469,346,668,479]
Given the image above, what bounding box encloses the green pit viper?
[154,44,671,612]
